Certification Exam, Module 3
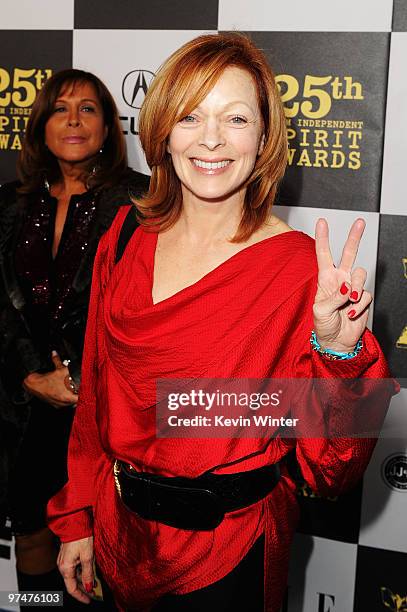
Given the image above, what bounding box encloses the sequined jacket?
[0,169,149,518]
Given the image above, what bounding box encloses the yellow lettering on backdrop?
[0,133,10,149]
[10,133,22,150]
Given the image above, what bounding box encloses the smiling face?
[167,67,265,207]
[45,81,108,166]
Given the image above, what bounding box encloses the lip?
[192,157,233,163]
[62,136,86,144]
[190,157,233,175]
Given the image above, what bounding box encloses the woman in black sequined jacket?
[0,68,148,599]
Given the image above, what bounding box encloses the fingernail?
[85,582,93,593]
[348,309,356,318]
[340,282,349,295]
[350,291,358,300]
[51,350,58,356]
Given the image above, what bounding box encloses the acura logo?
[122,69,155,109]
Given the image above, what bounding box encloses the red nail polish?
[340,282,348,295]
[350,291,358,300]
[348,309,356,318]
[85,582,93,593]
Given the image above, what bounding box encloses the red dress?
[48,206,396,611]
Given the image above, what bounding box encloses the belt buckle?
[113,459,122,497]
[114,460,137,497]
[146,480,225,531]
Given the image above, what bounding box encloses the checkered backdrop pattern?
[1,1,406,610]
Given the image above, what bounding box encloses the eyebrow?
[195,101,257,112]
[55,97,99,104]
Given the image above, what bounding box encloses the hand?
[57,536,95,604]
[23,351,79,408]
[313,218,371,352]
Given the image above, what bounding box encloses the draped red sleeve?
[294,302,398,497]
[47,209,122,542]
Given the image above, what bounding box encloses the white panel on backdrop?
[218,0,393,32]
[359,389,407,553]
[1,0,74,29]
[0,534,19,611]
[274,205,379,328]
[73,30,215,175]
[380,33,407,216]
[287,534,357,612]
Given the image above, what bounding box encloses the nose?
[67,108,80,127]
[198,117,225,150]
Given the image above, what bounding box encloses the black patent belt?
[113,459,280,531]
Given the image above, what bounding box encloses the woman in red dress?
[48,33,396,611]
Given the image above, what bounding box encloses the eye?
[229,115,248,125]
[179,115,198,124]
[81,105,96,112]
[53,106,66,113]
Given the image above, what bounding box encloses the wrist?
[317,339,356,353]
[23,371,42,389]
[310,331,363,361]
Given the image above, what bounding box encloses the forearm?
[0,307,44,401]
[295,329,398,495]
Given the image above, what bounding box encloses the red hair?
[137,32,287,242]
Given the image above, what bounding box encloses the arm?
[0,289,75,408]
[47,230,111,541]
[0,291,43,404]
[294,322,397,496]
[291,219,398,496]
[0,184,43,401]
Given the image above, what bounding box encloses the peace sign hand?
[313,218,372,353]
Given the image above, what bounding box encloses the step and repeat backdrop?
[1,1,406,611]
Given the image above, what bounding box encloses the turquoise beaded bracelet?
[310,331,363,361]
